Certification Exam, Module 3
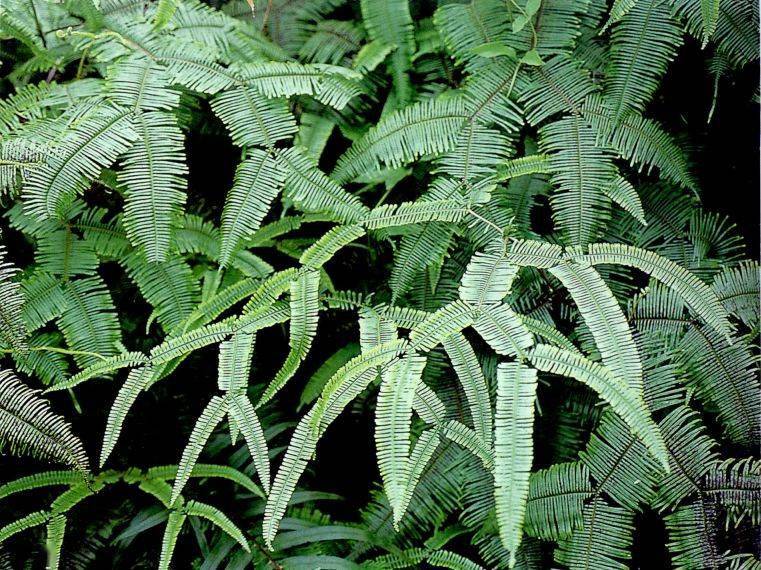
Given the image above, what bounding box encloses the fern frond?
[0,471,81,500]
[23,105,137,220]
[100,366,157,467]
[106,55,180,111]
[0,511,49,544]
[257,270,320,406]
[45,514,66,570]
[549,261,643,396]
[442,333,493,446]
[47,351,147,393]
[0,368,89,472]
[158,510,186,570]
[473,303,534,358]
[525,461,592,541]
[665,501,723,569]
[602,175,646,225]
[494,362,537,566]
[409,301,474,352]
[530,344,668,469]
[376,355,426,518]
[332,98,467,183]
[211,86,296,148]
[300,224,366,269]
[171,395,228,504]
[459,252,517,307]
[505,239,563,267]
[119,111,187,262]
[605,0,682,121]
[0,246,28,352]
[217,332,254,394]
[442,420,493,470]
[394,427,441,528]
[228,394,270,493]
[539,115,615,246]
[183,499,250,552]
[220,150,285,267]
[581,243,734,339]
[711,261,760,329]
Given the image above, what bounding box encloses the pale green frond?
[300,20,364,64]
[539,115,615,246]
[46,351,147,393]
[234,61,362,109]
[154,0,179,30]
[0,139,45,197]
[228,394,270,493]
[473,303,534,358]
[442,333,493,445]
[494,362,538,566]
[605,0,682,121]
[171,395,228,504]
[581,243,734,338]
[149,318,235,364]
[496,154,551,181]
[505,239,563,268]
[144,463,264,498]
[158,510,186,570]
[375,355,426,516]
[583,95,698,191]
[525,462,592,541]
[394,427,441,527]
[409,301,474,352]
[549,261,643,395]
[101,366,156,467]
[529,344,668,469]
[555,498,634,570]
[413,382,448,426]
[106,55,180,111]
[119,111,187,262]
[602,175,646,225]
[36,227,99,279]
[278,146,370,224]
[299,343,361,409]
[184,499,250,552]
[300,224,366,269]
[0,368,89,472]
[45,514,66,570]
[23,105,138,220]
[442,420,493,470]
[426,549,485,570]
[387,223,455,300]
[220,150,285,267]
[459,251,517,307]
[522,315,580,354]
[604,0,639,29]
[263,409,319,549]
[519,54,598,126]
[170,0,233,55]
[364,199,467,230]
[258,270,320,406]
[217,332,254,394]
[158,48,237,94]
[211,86,296,148]
[332,98,467,183]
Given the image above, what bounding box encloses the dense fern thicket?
[0,0,758,568]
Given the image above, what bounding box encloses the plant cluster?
[0,0,758,568]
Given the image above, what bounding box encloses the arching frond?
[183,499,249,552]
[211,86,296,148]
[228,394,270,493]
[158,510,186,570]
[45,514,66,570]
[0,246,27,352]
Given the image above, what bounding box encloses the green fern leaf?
[473,303,534,358]
[184,499,250,552]
[0,510,49,544]
[525,462,592,541]
[394,427,441,528]
[228,394,271,494]
[0,246,28,352]
[217,332,254,394]
[45,514,66,570]
[171,395,228,504]
[158,510,186,570]
[494,362,537,566]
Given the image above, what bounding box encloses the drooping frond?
[217,332,254,394]
[158,510,186,570]
[257,270,320,406]
[602,175,647,225]
[394,427,441,527]
[375,355,425,519]
[529,344,668,469]
[664,501,724,569]
[459,251,517,308]
[580,243,734,338]
[119,111,187,262]
[493,362,537,566]
[408,301,474,352]
[228,394,270,493]
[219,150,285,267]
[442,333,493,446]
[211,86,296,148]
[549,261,643,395]
[183,499,250,552]
[171,395,228,504]
[45,514,66,570]
[0,368,89,472]
[473,303,534,358]
[711,261,760,329]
